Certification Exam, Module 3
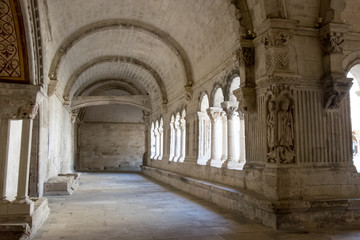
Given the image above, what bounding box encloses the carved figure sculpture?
[277,97,295,163]
[267,100,277,163]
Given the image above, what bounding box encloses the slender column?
[158,126,163,160]
[169,121,175,161]
[221,114,228,161]
[142,113,151,166]
[0,119,11,203]
[207,107,223,167]
[221,101,242,169]
[179,119,186,162]
[174,120,181,162]
[14,119,33,204]
[154,128,160,159]
[150,126,155,159]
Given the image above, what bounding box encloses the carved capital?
[221,101,239,120]
[323,73,352,110]
[207,107,224,123]
[17,103,39,119]
[236,47,254,66]
[320,32,344,54]
[233,87,256,113]
[184,85,193,101]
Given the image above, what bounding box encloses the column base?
[0,197,49,239]
[197,156,210,165]
[209,158,224,168]
[8,200,34,215]
[223,160,245,170]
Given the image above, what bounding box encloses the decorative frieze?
[265,85,295,164]
[261,31,293,49]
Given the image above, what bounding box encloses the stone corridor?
[32,173,360,240]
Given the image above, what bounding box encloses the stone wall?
[78,123,145,171]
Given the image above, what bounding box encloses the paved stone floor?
[33,173,360,240]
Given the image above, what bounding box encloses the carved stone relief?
[265,85,295,164]
[323,73,352,110]
[17,102,39,119]
[320,32,344,54]
[261,31,293,73]
[236,47,254,66]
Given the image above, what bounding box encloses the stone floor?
[33,173,360,240]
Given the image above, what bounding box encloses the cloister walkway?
[33,173,360,240]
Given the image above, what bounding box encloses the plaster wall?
[6,120,22,201]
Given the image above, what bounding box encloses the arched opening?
[348,66,360,172]
[76,89,145,172]
[223,76,245,170]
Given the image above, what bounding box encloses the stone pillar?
[0,119,10,203]
[169,119,175,161]
[158,122,163,160]
[207,107,223,167]
[154,127,160,159]
[221,113,227,161]
[221,101,242,169]
[174,115,181,162]
[11,102,39,214]
[197,112,210,165]
[179,118,186,162]
[142,113,151,166]
[14,119,34,206]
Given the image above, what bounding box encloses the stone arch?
[225,74,241,102]
[199,93,210,112]
[212,87,225,108]
[63,56,168,103]
[48,19,193,87]
[75,79,146,97]
[344,51,360,74]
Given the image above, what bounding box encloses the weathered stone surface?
[43,174,80,196]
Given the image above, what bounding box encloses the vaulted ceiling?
[38,0,241,110]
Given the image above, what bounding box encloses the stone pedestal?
[44,173,80,196]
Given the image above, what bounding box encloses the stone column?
[158,123,163,160]
[0,119,10,203]
[142,113,151,166]
[221,101,242,169]
[169,119,175,161]
[179,118,186,162]
[221,113,228,161]
[14,118,34,206]
[207,107,223,167]
[174,119,181,162]
[154,127,160,159]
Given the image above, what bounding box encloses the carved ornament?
[323,73,352,110]
[261,31,293,49]
[320,32,344,54]
[236,47,254,66]
[265,85,295,164]
[221,101,239,120]
[17,103,39,119]
[233,87,256,113]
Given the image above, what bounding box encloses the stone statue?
[277,97,295,163]
[267,99,277,163]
